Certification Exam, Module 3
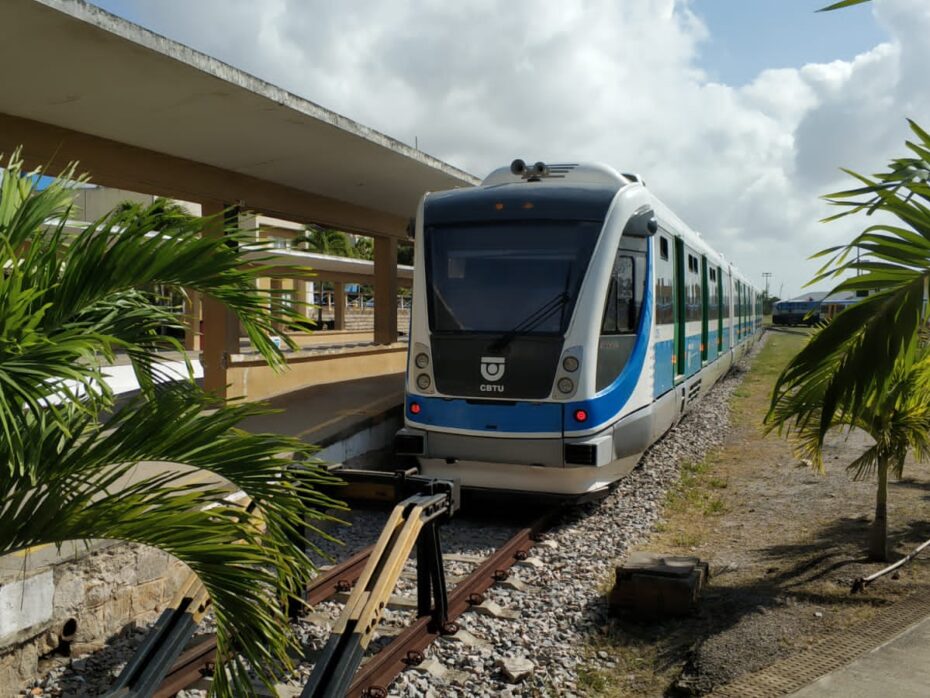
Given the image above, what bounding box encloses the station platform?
[790,608,930,697]
[1,370,404,580]
[240,371,405,461]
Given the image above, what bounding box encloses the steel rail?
[306,545,377,606]
[155,507,557,697]
[346,511,555,698]
[153,545,375,696]
[153,636,217,698]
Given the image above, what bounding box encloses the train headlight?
[562,356,579,373]
[416,374,432,390]
[415,352,430,369]
[574,409,588,423]
[558,377,574,394]
[409,402,422,415]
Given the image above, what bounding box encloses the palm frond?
[0,152,344,697]
[818,0,871,11]
[770,122,930,440]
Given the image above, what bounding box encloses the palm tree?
[767,0,930,564]
[770,120,930,447]
[353,234,374,260]
[768,340,930,561]
[0,151,341,697]
[297,226,356,258]
[766,119,930,562]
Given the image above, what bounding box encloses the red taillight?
[574,409,588,423]
[409,402,421,415]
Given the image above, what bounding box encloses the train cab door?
[717,267,724,353]
[596,238,647,391]
[654,233,676,398]
[700,256,709,364]
[674,237,686,379]
[735,280,742,342]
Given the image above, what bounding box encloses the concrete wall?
[229,344,407,402]
[0,544,188,688]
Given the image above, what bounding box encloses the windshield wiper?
[489,291,571,353]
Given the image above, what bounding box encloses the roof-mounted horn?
[511,159,551,182]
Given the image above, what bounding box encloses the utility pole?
[762,272,773,312]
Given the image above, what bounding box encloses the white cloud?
[122,0,929,298]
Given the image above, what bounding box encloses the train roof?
[431,159,759,294]
[424,181,618,224]
[482,162,634,190]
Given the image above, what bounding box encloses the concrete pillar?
[201,202,240,397]
[183,291,201,351]
[334,281,346,331]
[238,211,259,239]
[270,277,285,333]
[296,279,310,319]
[374,236,398,344]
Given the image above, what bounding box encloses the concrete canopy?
[244,249,414,288]
[0,0,479,237]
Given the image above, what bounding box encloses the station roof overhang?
[0,0,480,239]
[245,249,414,288]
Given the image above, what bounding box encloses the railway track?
[154,510,555,697]
[149,545,374,697]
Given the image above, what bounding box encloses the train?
[771,299,821,326]
[394,160,763,496]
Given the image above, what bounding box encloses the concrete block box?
[608,552,709,619]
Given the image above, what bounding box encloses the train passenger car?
[394,161,763,496]
[819,298,858,323]
[772,299,820,326]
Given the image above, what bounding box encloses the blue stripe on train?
[405,239,656,436]
[707,328,719,363]
[407,244,756,436]
[653,332,712,399]
[654,339,674,398]
[405,394,562,433]
[685,334,701,375]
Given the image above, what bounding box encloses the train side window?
[602,277,618,333]
[597,241,647,389]
[601,255,636,334]
[655,232,675,326]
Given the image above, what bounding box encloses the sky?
[89,0,929,299]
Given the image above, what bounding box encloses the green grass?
[578,667,610,692]
[584,331,811,696]
[665,456,722,519]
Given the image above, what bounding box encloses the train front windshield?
[425,221,601,335]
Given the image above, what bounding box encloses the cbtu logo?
[480,356,506,382]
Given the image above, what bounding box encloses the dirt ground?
[586,328,930,696]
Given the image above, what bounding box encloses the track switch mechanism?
[302,477,458,698]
